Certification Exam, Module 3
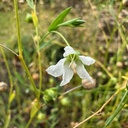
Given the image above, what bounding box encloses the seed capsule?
[82,78,96,90]
[0,82,8,92]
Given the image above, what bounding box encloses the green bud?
[37,112,46,120]
[25,13,33,23]
[71,19,86,26]
[57,18,86,27]
[43,88,58,103]
[110,77,117,84]
[61,97,70,106]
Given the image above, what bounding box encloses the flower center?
[66,54,79,72]
[69,61,76,70]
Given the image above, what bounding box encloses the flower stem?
[51,31,70,46]
[62,85,82,96]
[40,31,50,44]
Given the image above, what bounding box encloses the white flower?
[46,46,95,86]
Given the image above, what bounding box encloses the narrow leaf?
[103,90,128,128]
[48,7,72,31]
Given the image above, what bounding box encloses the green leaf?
[103,90,128,128]
[26,0,34,9]
[48,7,72,31]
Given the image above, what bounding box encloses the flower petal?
[63,46,76,57]
[76,64,93,82]
[60,62,74,86]
[79,56,95,65]
[46,58,66,77]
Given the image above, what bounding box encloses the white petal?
[79,56,95,65]
[46,58,66,77]
[76,64,93,83]
[60,62,74,86]
[63,46,76,57]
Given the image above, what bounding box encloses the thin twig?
[0,44,18,56]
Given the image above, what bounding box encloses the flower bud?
[25,13,33,23]
[43,88,58,103]
[71,19,86,26]
[58,18,86,27]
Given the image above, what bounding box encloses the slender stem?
[62,85,82,96]
[19,56,38,97]
[0,44,38,96]
[51,31,70,46]
[13,0,38,97]
[0,48,13,104]
[32,7,42,99]
[25,117,33,128]
[0,48,13,128]
[36,27,42,99]
[13,0,22,56]
[96,60,113,78]
[40,31,50,44]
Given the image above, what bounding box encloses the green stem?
[40,31,50,44]
[0,44,38,96]
[13,0,38,97]
[32,8,42,99]
[36,28,42,99]
[0,48,13,128]
[13,0,22,56]
[19,56,38,97]
[62,85,82,96]
[51,31,70,46]
[25,117,33,128]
